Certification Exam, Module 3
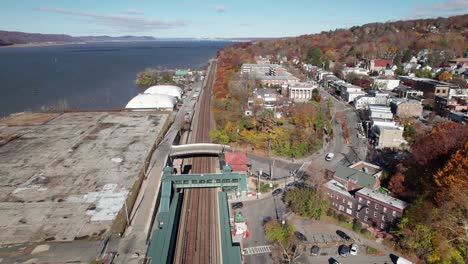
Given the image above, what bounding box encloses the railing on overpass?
[169,143,231,158]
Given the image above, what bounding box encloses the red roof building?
[369,59,393,71]
[225,152,249,173]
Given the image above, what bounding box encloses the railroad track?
[173,60,220,264]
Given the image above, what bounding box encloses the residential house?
[389,99,423,118]
[447,57,468,69]
[369,59,392,72]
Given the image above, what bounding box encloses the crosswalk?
[242,246,271,256]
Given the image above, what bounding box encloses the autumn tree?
[437,71,453,82]
[264,220,303,264]
[136,68,159,88]
[388,172,407,198]
[284,187,329,220]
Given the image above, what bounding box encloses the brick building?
[324,161,408,232]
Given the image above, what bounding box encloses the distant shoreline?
[0,42,70,48]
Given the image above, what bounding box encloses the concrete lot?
[0,111,169,245]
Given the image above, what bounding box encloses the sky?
[1,0,467,38]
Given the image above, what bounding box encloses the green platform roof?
[218,192,242,264]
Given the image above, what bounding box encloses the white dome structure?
[125,93,176,110]
[144,85,183,100]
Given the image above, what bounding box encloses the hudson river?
[0,41,230,117]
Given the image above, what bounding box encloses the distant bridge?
[169,143,231,158]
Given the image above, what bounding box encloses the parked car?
[310,245,320,256]
[329,258,341,264]
[231,202,243,209]
[272,188,283,196]
[336,230,352,241]
[338,244,350,257]
[295,231,307,242]
[325,152,335,161]
[350,243,358,255]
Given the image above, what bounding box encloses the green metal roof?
[147,193,181,264]
[175,70,189,76]
[218,192,242,264]
[334,165,377,189]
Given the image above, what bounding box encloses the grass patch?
[260,182,278,193]
[366,246,383,255]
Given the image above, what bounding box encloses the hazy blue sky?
[1,0,467,38]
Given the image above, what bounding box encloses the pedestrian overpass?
[169,143,231,158]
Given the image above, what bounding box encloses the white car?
[325,153,335,161]
[350,243,358,255]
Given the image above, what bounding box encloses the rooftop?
[357,187,408,210]
[224,152,249,172]
[334,163,381,190]
[324,180,353,198]
[0,111,169,245]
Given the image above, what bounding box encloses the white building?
[284,82,318,101]
[369,105,393,120]
[144,85,183,100]
[372,124,405,149]
[342,67,369,78]
[339,83,366,103]
[373,78,400,91]
[354,91,389,110]
[125,93,176,111]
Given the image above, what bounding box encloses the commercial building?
[389,99,423,118]
[373,77,400,91]
[369,105,393,120]
[324,161,408,231]
[337,83,366,103]
[241,63,300,86]
[354,91,389,110]
[371,124,405,149]
[355,188,407,230]
[399,76,458,105]
[434,95,468,116]
[282,82,318,101]
[247,88,279,111]
[342,67,369,78]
